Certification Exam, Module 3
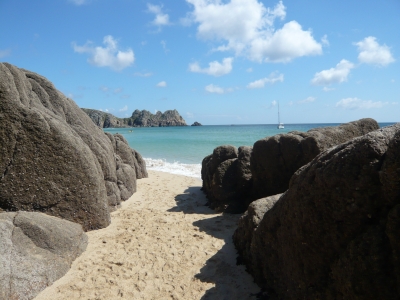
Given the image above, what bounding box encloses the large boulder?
[234,123,400,299]
[233,193,282,266]
[0,211,87,300]
[202,145,253,212]
[0,63,147,230]
[251,118,379,199]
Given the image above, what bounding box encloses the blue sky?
[1,0,399,125]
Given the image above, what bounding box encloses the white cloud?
[355,36,395,66]
[186,112,194,118]
[114,88,122,94]
[157,81,167,87]
[246,68,253,72]
[336,97,387,110]
[73,35,134,71]
[311,59,354,86]
[0,49,11,58]
[298,96,316,104]
[250,21,322,62]
[119,105,128,112]
[247,72,284,88]
[186,0,322,62]
[147,4,171,26]
[205,84,233,94]
[189,57,233,76]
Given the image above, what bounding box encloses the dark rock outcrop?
[201,146,252,212]
[0,211,87,300]
[0,63,147,231]
[251,118,379,199]
[82,108,129,128]
[82,108,187,128]
[201,119,379,213]
[191,121,202,126]
[233,193,282,266]
[234,123,400,300]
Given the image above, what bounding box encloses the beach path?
[34,170,260,300]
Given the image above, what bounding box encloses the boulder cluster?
[202,118,400,299]
[0,63,147,299]
[202,118,379,212]
[233,123,400,299]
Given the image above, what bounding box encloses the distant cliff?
[82,108,129,128]
[82,108,187,128]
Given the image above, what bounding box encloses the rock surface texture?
[0,63,147,231]
[234,123,400,300]
[202,146,253,212]
[128,109,187,127]
[201,119,379,212]
[82,108,187,128]
[251,118,379,199]
[0,211,87,300]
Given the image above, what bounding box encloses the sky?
[0,0,399,125]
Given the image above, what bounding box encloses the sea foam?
[144,158,202,179]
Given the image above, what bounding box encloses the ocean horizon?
[104,122,396,179]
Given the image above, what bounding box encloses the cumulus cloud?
[73,35,135,71]
[147,3,171,26]
[205,84,233,94]
[186,0,322,62]
[336,97,387,110]
[311,59,354,86]
[355,36,395,66]
[247,72,284,88]
[189,57,233,76]
[157,81,167,87]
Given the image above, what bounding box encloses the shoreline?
[34,170,260,299]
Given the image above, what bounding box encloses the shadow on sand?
[169,186,261,300]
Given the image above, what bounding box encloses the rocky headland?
[191,121,202,126]
[0,63,147,298]
[83,108,187,128]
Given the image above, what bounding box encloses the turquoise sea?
[104,122,396,178]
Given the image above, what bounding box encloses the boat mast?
[278,101,280,124]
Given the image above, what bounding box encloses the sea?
[104,122,396,179]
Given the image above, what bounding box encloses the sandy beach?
[34,170,260,300]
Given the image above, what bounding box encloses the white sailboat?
[277,101,284,129]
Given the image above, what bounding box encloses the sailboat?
[277,101,284,129]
